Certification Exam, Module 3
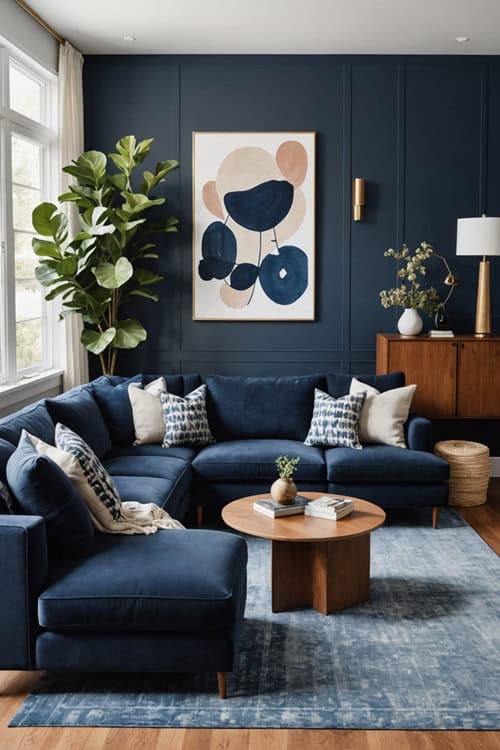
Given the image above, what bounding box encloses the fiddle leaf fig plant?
[32,135,179,375]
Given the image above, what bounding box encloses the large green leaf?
[45,282,75,301]
[32,203,68,245]
[81,327,116,355]
[134,138,154,165]
[63,151,107,187]
[120,192,164,216]
[112,318,147,349]
[81,207,116,237]
[58,256,78,277]
[115,135,137,162]
[93,257,133,289]
[32,203,58,236]
[35,263,60,287]
[32,238,61,259]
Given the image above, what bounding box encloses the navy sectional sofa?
[0,370,449,694]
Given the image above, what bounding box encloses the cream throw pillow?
[128,376,167,445]
[349,378,417,449]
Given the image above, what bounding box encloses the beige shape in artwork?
[216,146,281,202]
[276,140,308,187]
[202,180,224,219]
[220,281,253,309]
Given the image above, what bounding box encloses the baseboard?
[490,457,500,477]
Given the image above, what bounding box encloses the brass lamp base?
[475,256,491,336]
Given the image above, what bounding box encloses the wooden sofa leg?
[217,671,228,699]
[432,506,439,529]
[196,505,203,528]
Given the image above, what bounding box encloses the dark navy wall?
[83,55,500,379]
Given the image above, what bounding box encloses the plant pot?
[397,307,423,336]
[270,478,297,505]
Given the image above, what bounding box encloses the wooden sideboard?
[376,334,500,419]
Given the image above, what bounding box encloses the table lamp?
[456,215,500,336]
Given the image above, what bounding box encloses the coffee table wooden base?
[271,534,370,615]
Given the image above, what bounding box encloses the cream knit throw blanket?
[28,431,184,535]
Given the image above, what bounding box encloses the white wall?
[0,0,58,72]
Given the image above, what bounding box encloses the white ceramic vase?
[397,307,423,336]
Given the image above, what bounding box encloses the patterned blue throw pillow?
[160,385,215,447]
[304,389,366,449]
[55,423,122,521]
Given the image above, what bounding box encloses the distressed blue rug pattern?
[9,509,500,729]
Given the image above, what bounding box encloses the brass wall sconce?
[352,178,365,222]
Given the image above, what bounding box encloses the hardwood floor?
[1,479,498,750]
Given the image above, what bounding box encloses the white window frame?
[0,39,59,387]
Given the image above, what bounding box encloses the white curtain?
[59,42,89,390]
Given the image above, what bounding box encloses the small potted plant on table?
[271,456,300,505]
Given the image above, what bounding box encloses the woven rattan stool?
[434,440,490,507]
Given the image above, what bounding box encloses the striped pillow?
[160,385,215,447]
[55,423,122,522]
[304,389,365,449]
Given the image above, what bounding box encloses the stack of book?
[253,495,309,518]
[428,329,455,338]
[304,496,354,520]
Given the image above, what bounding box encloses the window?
[0,43,58,384]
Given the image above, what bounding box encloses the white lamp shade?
[456,216,500,257]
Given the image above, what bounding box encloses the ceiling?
[27,0,500,55]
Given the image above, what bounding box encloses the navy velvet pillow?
[0,401,55,446]
[92,374,142,444]
[46,389,112,458]
[143,373,202,396]
[327,371,405,398]
[206,374,326,442]
[6,433,94,556]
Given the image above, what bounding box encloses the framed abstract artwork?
[192,131,316,320]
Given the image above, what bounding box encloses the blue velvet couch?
[0,370,449,693]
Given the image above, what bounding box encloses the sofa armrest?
[0,515,48,669]
[405,414,433,452]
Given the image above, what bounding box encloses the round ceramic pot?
[270,478,297,505]
[397,307,423,336]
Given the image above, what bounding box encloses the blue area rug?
[9,509,500,729]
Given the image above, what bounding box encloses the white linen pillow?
[128,376,167,445]
[349,378,417,448]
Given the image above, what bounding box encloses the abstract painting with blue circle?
[193,132,315,320]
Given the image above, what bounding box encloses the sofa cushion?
[105,444,198,462]
[325,444,450,484]
[92,374,142,444]
[112,472,191,513]
[206,374,325,441]
[0,401,54,446]
[327,371,405,399]
[102,455,190,483]
[47,390,112,458]
[6,432,94,556]
[193,439,326,482]
[39,529,247,632]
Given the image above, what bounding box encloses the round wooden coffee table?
[222,493,385,616]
